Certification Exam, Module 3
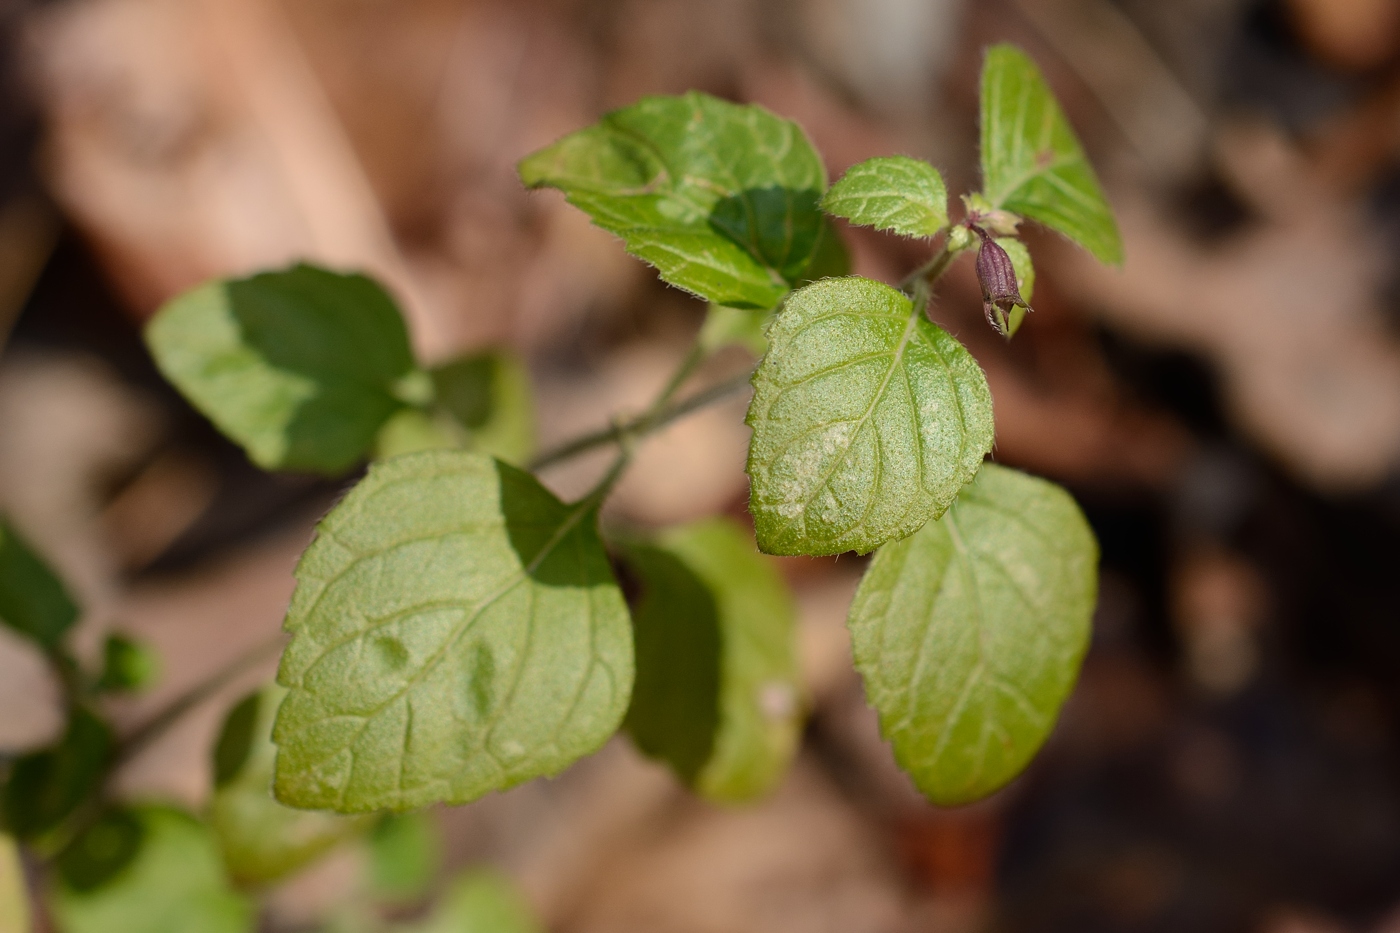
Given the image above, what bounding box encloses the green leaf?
[431,352,537,466]
[145,264,423,475]
[980,44,1122,265]
[798,218,851,284]
[699,304,770,357]
[0,518,79,651]
[373,409,466,460]
[55,808,144,893]
[821,156,948,237]
[368,811,440,904]
[847,464,1097,805]
[96,634,160,693]
[272,451,633,813]
[3,708,111,839]
[0,833,28,933]
[995,237,1034,338]
[209,687,370,887]
[406,869,540,933]
[50,806,252,933]
[622,519,801,803]
[519,91,828,310]
[746,277,995,556]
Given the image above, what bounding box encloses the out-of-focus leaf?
[979,44,1122,265]
[145,264,425,475]
[373,409,466,460]
[699,304,769,357]
[520,92,828,310]
[847,464,1097,805]
[622,519,802,802]
[49,806,251,933]
[55,808,143,893]
[798,218,851,284]
[273,452,633,813]
[368,811,440,904]
[209,687,370,887]
[0,519,78,652]
[0,833,27,933]
[404,869,540,933]
[746,277,995,556]
[96,635,159,694]
[431,352,537,466]
[3,709,111,839]
[821,156,948,237]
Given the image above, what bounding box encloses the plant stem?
[898,239,961,294]
[113,631,285,767]
[530,358,751,472]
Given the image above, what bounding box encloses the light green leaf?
[847,464,1097,805]
[980,44,1122,265]
[821,156,948,237]
[746,277,995,556]
[3,708,111,839]
[272,451,633,813]
[995,238,1035,338]
[145,264,422,475]
[0,518,78,652]
[209,687,370,887]
[0,834,27,933]
[699,304,770,357]
[519,91,828,310]
[96,634,160,693]
[431,352,537,466]
[368,812,440,904]
[50,807,251,933]
[404,869,540,933]
[373,409,465,460]
[623,519,801,802]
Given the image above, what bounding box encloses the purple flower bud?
[973,228,1031,338]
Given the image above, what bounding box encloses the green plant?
[0,44,1118,929]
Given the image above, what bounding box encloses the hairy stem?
[530,360,751,472]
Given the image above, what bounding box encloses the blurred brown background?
[3,0,1400,930]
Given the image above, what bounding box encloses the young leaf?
[699,304,770,357]
[0,833,27,933]
[368,811,441,903]
[272,451,633,813]
[209,687,371,887]
[145,264,425,475]
[431,351,537,466]
[408,869,541,933]
[49,807,252,933]
[96,634,160,693]
[3,708,111,839]
[746,277,995,556]
[980,45,1122,265]
[519,91,828,310]
[821,156,948,237]
[622,518,801,803]
[847,464,1097,805]
[0,518,79,652]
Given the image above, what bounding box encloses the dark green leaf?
[272,451,633,812]
[408,869,540,933]
[519,92,829,309]
[145,264,425,475]
[3,708,111,839]
[368,811,440,903]
[847,464,1097,805]
[96,635,159,693]
[0,833,27,933]
[821,156,948,237]
[431,352,536,466]
[0,519,78,651]
[622,519,802,802]
[50,806,252,933]
[746,277,995,556]
[55,808,144,893]
[212,692,261,788]
[980,44,1122,265]
[210,686,370,887]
